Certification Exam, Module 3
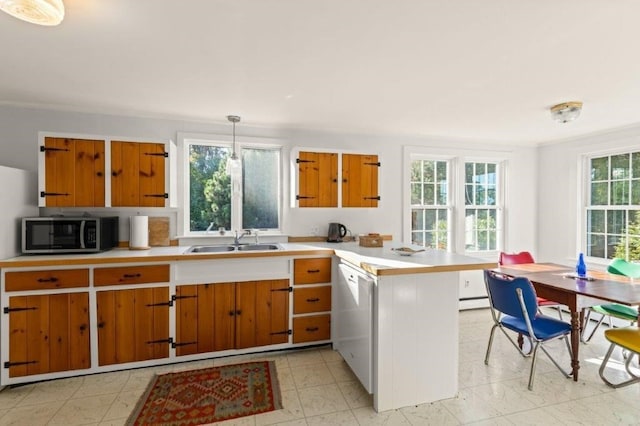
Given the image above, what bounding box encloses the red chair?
[498,251,564,320]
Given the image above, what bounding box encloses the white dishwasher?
[335,261,374,393]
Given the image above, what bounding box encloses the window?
[586,151,640,260]
[184,137,281,234]
[410,159,450,249]
[406,151,503,254]
[464,162,499,252]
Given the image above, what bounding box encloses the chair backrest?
[499,251,535,265]
[484,269,538,322]
[607,258,640,279]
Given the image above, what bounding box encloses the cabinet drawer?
[94,264,170,287]
[294,286,332,314]
[5,269,89,291]
[293,314,331,343]
[294,258,331,285]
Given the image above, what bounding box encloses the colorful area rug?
[126,361,282,425]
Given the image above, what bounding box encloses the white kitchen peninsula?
[330,243,494,412]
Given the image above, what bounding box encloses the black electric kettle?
[327,223,347,242]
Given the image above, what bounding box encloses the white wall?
[537,124,640,264]
[0,105,537,254]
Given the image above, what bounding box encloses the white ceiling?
[2,0,640,145]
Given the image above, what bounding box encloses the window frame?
[581,148,640,261]
[177,132,283,237]
[403,146,506,255]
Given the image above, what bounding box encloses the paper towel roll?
[129,216,150,250]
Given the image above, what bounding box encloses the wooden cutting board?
[148,217,170,246]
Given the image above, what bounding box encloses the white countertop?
[0,241,494,275]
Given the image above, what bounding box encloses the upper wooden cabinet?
[294,150,380,208]
[41,137,105,207]
[111,141,167,207]
[342,153,380,208]
[297,151,338,207]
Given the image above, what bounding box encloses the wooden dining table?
[493,262,640,381]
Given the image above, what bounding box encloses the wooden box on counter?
[359,234,383,247]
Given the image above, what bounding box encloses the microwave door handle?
[80,221,86,249]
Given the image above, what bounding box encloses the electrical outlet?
[311,227,319,236]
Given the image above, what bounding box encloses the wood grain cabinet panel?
[111,141,166,207]
[6,293,90,378]
[297,151,338,207]
[5,269,89,291]
[294,286,332,314]
[174,280,290,356]
[42,137,105,207]
[342,153,380,207]
[96,287,170,366]
[293,314,331,343]
[94,264,170,286]
[294,258,332,285]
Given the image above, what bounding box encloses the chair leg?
[582,311,606,343]
[528,342,541,390]
[556,305,563,321]
[485,324,498,365]
[599,343,640,388]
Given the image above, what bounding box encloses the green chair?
[581,258,640,343]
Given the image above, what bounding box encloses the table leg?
[570,310,580,381]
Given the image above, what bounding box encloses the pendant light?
[225,115,242,176]
[0,0,65,26]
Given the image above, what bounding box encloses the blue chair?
[484,269,572,390]
[581,258,640,343]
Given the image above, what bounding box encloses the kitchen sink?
[186,245,236,253]
[186,243,281,253]
[237,244,281,251]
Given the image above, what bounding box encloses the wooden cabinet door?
[342,153,380,207]
[6,293,90,378]
[111,141,166,207]
[174,283,216,356]
[213,283,236,351]
[235,280,290,349]
[42,137,105,207]
[297,151,338,207]
[96,287,170,366]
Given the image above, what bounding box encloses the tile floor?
[0,308,639,425]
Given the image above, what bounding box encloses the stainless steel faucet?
[233,229,251,246]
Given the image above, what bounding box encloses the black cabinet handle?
[307,269,320,273]
[306,298,320,303]
[305,327,319,332]
[122,273,141,279]
[37,277,59,283]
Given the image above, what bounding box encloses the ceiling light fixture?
[550,101,583,124]
[0,0,64,26]
[225,115,241,176]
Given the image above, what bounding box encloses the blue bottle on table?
[576,253,587,277]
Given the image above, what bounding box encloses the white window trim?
[403,145,509,255]
[176,132,284,237]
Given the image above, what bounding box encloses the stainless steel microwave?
[22,217,119,254]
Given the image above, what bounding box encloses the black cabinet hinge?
[271,287,293,293]
[4,306,37,314]
[4,360,37,368]
[146,337,173,345]
[145,300,173,307]
[144,193,169,198]
[172,340,197,348]
[172,294,197,302]
[364,196,381,201]
[40,191,70,198]
[144,152,169,157]
[364,162,381,167]
[296,195,314,200]
[296,158,315,163]
[40,146,69,152]
[270,329,292,336]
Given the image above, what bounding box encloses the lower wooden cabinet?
[6,292,90,378]
[174,280,291,356]
[293,314,331,343]
[96,287,171,366]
